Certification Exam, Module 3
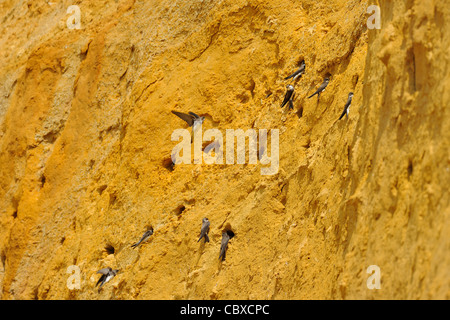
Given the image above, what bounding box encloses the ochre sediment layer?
[0,0,448,299]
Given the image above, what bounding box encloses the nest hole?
[162,157,175,172]
[39,175,46,187]
[175,205,186,216]
[105,244,115,255]
[97,185,107,195]
[407,160,413,177]
[109,193,117,206]
[225,229,235,239]
[297,106,304,118]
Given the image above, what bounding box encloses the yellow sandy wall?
[0,0,448,299]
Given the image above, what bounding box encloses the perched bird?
[219,231,231,261]
[96,267,119,290]
[131,228,154,249]
[280,85,295,108]
[307,76,330,99]
[339,92,353,120]
[284,60,306,81]
[197,218,210,243]
[171,110,205,142]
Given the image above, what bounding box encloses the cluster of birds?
[95,59,355,291]
[280,60,353,120]
[95,227,155,290]
[167,61,354,158]
[95,218,231,290]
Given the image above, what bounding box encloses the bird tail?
[288,93,295,110]
[131,241,140,249]
[198,234,210,243]
[338,110,346,120]
[307,92,316,99]
[219,251,226,261]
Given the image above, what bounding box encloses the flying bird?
[219,231,231,261]
[284,60,305,81]
[197,218,210,243]
[172,110,205,143]
[96,267,119,290]
[307,76,330,99]
[339,92,353,120]
[280,85,295,108]
[131,228,154,249]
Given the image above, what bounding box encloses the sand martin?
[131,228,154,249]
[96,267,119,290]
[307,76,330,99]
[197,218,210,243]
[280,85,295,108]
[172,110,205,143]
[284,60,305,81]
[339,92,353,120]
[219,231,231,261]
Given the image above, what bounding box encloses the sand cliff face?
[0,0,448,299]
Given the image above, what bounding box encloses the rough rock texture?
[0,0,448,299]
